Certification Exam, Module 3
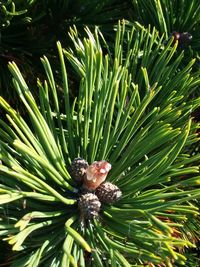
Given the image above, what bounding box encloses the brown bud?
[83,161,111,190]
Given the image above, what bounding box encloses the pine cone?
[78,193,101,219]
[171,31,192,47]
[179,32,192,47]
[95,182,122,204]
[70,158,88,182]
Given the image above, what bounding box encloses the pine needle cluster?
[0,22,200,266]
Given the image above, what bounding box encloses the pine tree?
[0,22,200,266]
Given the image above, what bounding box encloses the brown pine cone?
[78,193,101,219]
[70,158,88,182]
[95,182,122,204]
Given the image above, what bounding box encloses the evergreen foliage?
[0,22,200,266]
[0,0,129,103]
[130,0,200,42]
[130,0,200,70]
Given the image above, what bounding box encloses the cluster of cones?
[70,158,122,220]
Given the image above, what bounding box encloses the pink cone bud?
[83,161,111,190]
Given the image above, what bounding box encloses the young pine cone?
[70,158,89,182]
[83,160,111,190]
[95,182,122,204]
[78,193,101,220]
[171,31,192,47]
